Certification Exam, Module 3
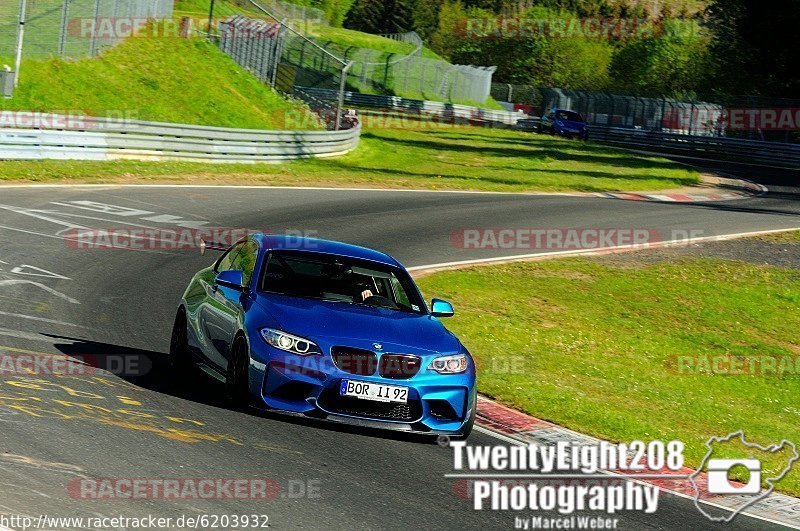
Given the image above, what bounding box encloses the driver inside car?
[355,280,377,302]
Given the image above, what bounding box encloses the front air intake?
[331,347,377,376]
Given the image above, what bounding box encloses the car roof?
[253,234,403,268]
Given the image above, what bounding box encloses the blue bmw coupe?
[169,234,477,438]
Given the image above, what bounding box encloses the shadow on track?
[45,334,444,444]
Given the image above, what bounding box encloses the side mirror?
[430,298,454,318]
[215,270,244,290]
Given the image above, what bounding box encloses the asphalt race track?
[0,180,798,530]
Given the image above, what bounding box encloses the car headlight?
[429,354,468,374]
[260,328,321,355]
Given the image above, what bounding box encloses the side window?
[229,240,259,287]
[390,276,411,308]
[215,242,244,273]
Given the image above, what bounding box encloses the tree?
[344,0,416,34]
[414,0,445,40]
[447,6,613,88]
[704,0,800,96]
[609,19,709,96]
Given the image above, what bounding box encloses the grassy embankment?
[417,235,800,495]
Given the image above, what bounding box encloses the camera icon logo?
[706,458,761,494]
[691,431,799,522]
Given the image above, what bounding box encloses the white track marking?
[39,209,178,229]
[140,214,209,228]
[0,204,91,231]
[408,226,800,272]
[0,327,79,343]
[0,183,589,196]
[10,265,70,280]
[0,280,79,304]
[50,200,154,217]
[52,201,209,228]
[0,224,172,255]
[0,310,85,327]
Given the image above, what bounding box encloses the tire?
[226,336,250,408]
[168,307,192,373]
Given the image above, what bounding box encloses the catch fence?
[0,0,174,61]
[492,83,800,143]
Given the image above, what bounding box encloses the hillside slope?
[1,34,318,129]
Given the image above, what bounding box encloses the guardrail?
[295,87,527,126]
[587,126,800,167]
[0,114,361,162]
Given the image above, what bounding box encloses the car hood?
[253,293,461,355]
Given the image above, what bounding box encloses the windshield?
[556,111,583,122]
[259,251,425,314]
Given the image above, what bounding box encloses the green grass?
[0,127,699,191]
[314,26,441,59]
[175,0,263,18]
[417,255,800,495]
[761,231,800,243]
[0,34,317,129]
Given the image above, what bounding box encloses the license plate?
[339,379,408,403]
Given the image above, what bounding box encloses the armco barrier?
[588,126,800,167]
[294,87,527,127]
[0,114,361,162]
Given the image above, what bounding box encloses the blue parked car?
[169,234,477,438]
[539,109,589,139]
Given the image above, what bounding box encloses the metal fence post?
[270,21,287,87]
[207,0,216,35]
[335,61,354,131]
[360,57,368,89]
[13,0,27,89]
[383,53,392,88]
[90,0,101,57]
[58,0,70,57]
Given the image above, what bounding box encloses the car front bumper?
[247,342,477,435]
